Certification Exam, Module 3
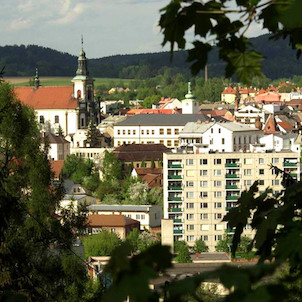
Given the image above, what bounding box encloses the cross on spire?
[81,34,83,50]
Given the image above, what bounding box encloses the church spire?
[76,35,89,76]
[34,68,40,89]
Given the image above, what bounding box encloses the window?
[118,130,121,135]
[214,213,223,220]
[244,158,252,164]
[187,224,194,231]
[54,115,59,123]
[186,181,194,187]
[186,159,194,165]
[214,180,222,187]
[214,202,222,208]
[215,235,223,241]
[259,169,264,175]
[222,138,225,144]
[128,130,131,135]
[159,140,164,145]
[186,170,195,177]
[39,116,45,124]
[174,129,179,135]
[200,202,208,209]
[200,159,208,165]
[259,158,264,164]
[214,191,222,198]
[215,224,224,231]
[186,192,195,199]
[201,235,209,241]
[211,128,213,133]
[218,128,221,133]
[187,235,195,242]
[200,170,208,176]
[200,181,208,187]
[167,129,172,135]
[141,130,144,135]
[133,130,136,135]
[244,180,252,186]
[152,130,154,135]
[272,158,279,164]
[201,224,210,231]
[167,140,172,147]
[186,202,194,209]
[174,140,179,147]
[146,130,149,135]
[141,214,145,220]
[259,180,265,186]
[200,213,208,219]
[81,118,84,127]
[214,169,222,176]
[272,179,280,186]
[186,214,194,220]
[214,159,222,165]
[200,192,208,198]
[123,130,126,135]
[160,129,164,135]
[244,169,252,176]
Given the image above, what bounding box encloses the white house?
[234,105,265,127]
[87,204,162,230]
[179,121,262,152]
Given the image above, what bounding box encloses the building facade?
[163,149,300,251]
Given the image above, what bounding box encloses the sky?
[0,0,265,59]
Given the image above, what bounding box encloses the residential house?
[131,167,163,188]
[41,132,70,160]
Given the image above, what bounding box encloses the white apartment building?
[87,204,162,230]
[179,121,261,152]
[234,105,265,127]
[163,147,300,251]
[114,114,227,148]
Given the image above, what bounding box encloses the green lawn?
[10,77,135,88]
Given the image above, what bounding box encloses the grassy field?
[6,77,135,88]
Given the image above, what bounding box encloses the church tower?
[72,36,100,128]
[182,82,199,114]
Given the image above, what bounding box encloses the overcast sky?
[0,0,265,59]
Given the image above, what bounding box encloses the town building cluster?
[14,44,302,253]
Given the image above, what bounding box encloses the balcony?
[168,186,182,191]
[173,219,182,223]
[168,208,182,213]
[173,229,183,234]
[290,173,297,178]
[225,185,238,189]
[226,228,235,233]
[284,162,297,167]
[226,206,234,211]
[226,195,239,200]
[225,163,240,167]
[168,197,182,201]
[168,164,182,169]
[225,174,239,179]
[168,175,182,179]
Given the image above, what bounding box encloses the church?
[14,42,100,137]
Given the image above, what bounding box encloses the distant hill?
[1,34,302,79]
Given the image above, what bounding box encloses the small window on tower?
[77,90,81,99]
[55,115,59,123]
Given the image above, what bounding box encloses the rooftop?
[87,214,140,227]
[88,204,159,212]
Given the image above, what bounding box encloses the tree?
[86,121,100,147]
[124,182,149,205]
[159,0,302,83]
[0,82,90,301]
[137,231,158,252]
[56,124,64,137]
[82,231,121,259]
[193,238,209,253]
[175,244,192,263]
[126,228,140,253]
[100,150,123,181]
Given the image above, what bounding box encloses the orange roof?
[50,160,64,178]
[87,214,140,227]
[222,86,236,94]
[263,114,277,134]
[14,86,78,109]
[277,121,294,130]
[255,92,281,103]
[258,88,266,95]
[266,86,278,92]
[127,109,173,115]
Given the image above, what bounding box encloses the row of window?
[186,213,223,220]
[186,202,223,209]
[117,140,179,147]
[117,128,180,135]
[185,169,284,177]
[186,158,281,166]
[39,115,60,124]
[185,235,223,242]
[186,224,224,231]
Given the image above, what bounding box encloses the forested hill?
[1,34,302,79]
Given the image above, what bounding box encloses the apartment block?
[163,150,300,251]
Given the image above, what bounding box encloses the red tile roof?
[277,121,294,130]
[87,214,140,227]
[222,86,236,94]
[14,86,78,109]
[263,114,277,134]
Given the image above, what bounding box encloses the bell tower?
[181,82,199,114]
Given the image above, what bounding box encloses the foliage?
[95,179,120,202]
[174,240,188,253]
[56,124,64,136]
[159,0,302,83]
[137,231,158,252]
[82,231,121,259]
[193,238,209,253]
[83,172,100,193]
[147,187,163,206]
[125,182,149,205]
[86,121,100,148]
[0,82,90,301]
[125,228,140,253]
[100,150,123,182]
[175,244,192,263]
[215,233,252,255]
